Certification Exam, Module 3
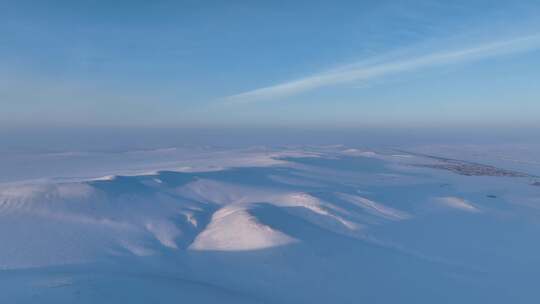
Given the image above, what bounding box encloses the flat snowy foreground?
[1,145,540,303]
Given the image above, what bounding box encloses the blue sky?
[1,0,540,128]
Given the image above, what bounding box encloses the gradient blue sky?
[1,0,540,128]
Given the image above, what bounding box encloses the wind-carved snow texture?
[1,146,540,303]
[436,196,480,213]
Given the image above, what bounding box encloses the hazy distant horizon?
[1,126,539,153]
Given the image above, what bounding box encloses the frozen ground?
[1,144,540,303]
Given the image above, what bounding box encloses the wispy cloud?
[223,34,540,104]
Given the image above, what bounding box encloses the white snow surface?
[1,145,540,303]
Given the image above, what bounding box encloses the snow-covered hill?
[1,146,539,303]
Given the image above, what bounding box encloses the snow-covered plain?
[1,145,540,303]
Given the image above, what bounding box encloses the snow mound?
[190,204,297,251]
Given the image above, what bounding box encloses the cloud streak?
[224,34,540,104]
